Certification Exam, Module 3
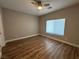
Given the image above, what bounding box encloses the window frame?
[45,18,66,36]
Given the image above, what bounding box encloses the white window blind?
[46,19,65,36]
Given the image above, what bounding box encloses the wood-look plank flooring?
[2,35,79,59]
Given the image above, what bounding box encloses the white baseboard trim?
[5,34,39,43]
[5,34,79,48]
[40,34,79,48]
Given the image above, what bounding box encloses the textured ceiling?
[0,0,79,16]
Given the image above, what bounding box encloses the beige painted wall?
[39,4,79,45]
[2,8,39,41]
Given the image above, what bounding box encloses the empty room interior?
[0,0,79,59]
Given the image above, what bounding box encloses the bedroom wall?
[39,4,79,45]
[2,8,39,41]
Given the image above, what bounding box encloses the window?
[46,19,65,36]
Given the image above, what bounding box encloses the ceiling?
[0,0,79,16]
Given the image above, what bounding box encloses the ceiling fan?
[31,0,52,10]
